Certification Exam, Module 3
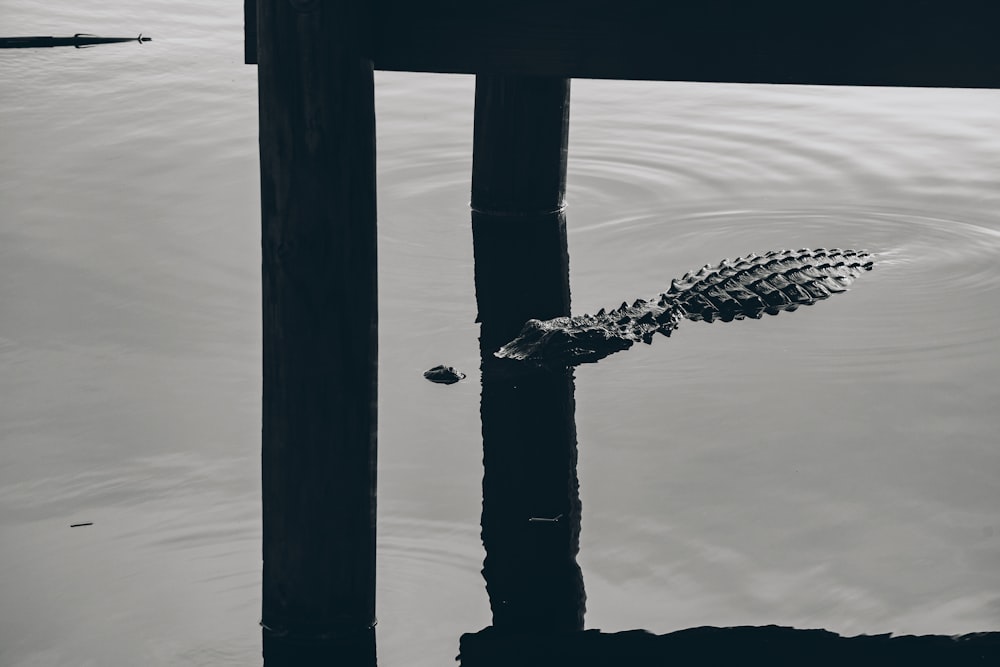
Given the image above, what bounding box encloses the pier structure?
[246,1,999,660]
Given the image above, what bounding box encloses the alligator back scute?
[672,248,874,323]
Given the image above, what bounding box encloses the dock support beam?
[257,0,378,657]
[471,75,573,346]
[471,75,585,632]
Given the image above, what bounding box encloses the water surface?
[2,2,999,665]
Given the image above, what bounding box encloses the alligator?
[495,248,874,366]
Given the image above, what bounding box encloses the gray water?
[2,2,1000,665]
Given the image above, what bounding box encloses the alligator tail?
[669,248,874,323]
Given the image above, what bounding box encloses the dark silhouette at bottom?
[263,626,376,666]
[460,624,1000,666]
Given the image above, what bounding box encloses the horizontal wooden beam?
[371,1,1000,88]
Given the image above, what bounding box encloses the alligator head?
[496,299,683,365]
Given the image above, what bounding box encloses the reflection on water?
[2,0,1000,664]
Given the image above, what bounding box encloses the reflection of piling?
[472,75,585,632]
[477,358,585,632]
[264,627,377,666]
[257,1,378,656]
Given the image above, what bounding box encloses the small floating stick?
[0,34,151,49]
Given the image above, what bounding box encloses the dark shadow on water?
[263,626,376,666]
[459,625,1000,667]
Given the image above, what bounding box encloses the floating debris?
[423,364,466,385]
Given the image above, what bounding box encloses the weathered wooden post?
[471,75,586,632]
[471,75,572,348]
[255,0,378,659]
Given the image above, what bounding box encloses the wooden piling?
[257,0,378,652]
[472,75,585,632]
[244,0,257,65]
[472,76,570,218]
[471,75,572,347]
